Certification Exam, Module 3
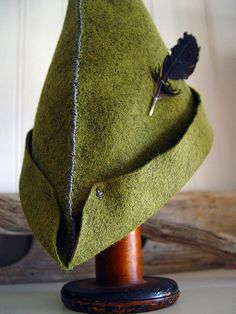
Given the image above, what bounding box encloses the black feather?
[162,32,200,80]
[149,32,200,116]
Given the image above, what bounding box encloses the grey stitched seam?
[68,0,83,220]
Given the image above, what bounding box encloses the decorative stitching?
[68,0,83,226]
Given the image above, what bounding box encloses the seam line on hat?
[68,0,83,222]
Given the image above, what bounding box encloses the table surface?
[0,269,236,314]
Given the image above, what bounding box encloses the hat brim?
[19,88,213,270]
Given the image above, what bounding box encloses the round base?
[61,276,179,313]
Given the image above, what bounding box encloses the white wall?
[1,0,236,193]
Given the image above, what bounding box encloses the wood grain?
[142,191,236,257]
[0,194,29,235]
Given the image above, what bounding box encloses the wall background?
[0,0,235,193]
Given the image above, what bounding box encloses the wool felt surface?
[19,0,213,270]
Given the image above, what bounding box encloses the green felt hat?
[19,0,213,270]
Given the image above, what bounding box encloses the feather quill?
[149,32,200,116]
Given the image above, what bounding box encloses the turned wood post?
[95,227,143,286]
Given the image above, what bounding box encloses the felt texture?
[19,0,213,270]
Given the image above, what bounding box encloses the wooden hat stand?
[61,227,179,313]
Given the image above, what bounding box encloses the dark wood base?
[61,276,179,313]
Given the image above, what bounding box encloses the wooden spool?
[61,227,179,313]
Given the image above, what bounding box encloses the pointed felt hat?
[19,0,213,270]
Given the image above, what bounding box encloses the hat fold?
[20,89,213,270]
[19,130,65,268]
